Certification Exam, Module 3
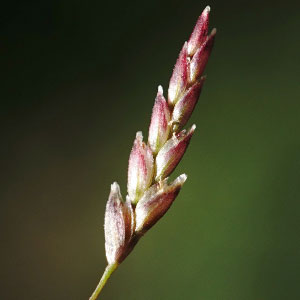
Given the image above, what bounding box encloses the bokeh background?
[1,0,300,299]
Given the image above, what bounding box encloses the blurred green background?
[1,0,300,299]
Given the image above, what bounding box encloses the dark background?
[1,0,300,299]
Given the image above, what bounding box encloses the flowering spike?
[187,6,210,56]
[172,77,205,131]
[155,125,196,181]
[91,9,216,298]
[168,42,188,106]
[148,86,171,154]
[104,182,133,265]
[189,29,216,83]
[135,174,187,233]
[127,132,154,204]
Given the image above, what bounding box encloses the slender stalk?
[89,263,118,300]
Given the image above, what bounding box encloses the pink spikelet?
[127,132,154,204]
[155,125,196,181]
[187,5,211,56]
[148,86,171,154]
[172,77,206,131]
[168,42,189,106]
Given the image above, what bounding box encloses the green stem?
[89,263,118,300]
